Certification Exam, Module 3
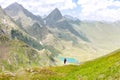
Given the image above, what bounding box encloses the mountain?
[5,2,48,40]
[0,5,44,50]
[0,6,58,72]
[3,2,120,65]
[3,3,98,65]
[43,8,109,63]
[44,7,120,63]
[4,2,44,25]
[4,3,64,59]
[0,5,24,38]
[64,15,79,21]
[4,3,64,56]
[0,6,41,71]
[64,15,80,24]
[72,21,120,51]
[45,8,62,26]
[45,8,90,42]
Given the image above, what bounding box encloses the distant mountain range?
[0,2,120,71]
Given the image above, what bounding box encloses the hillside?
[0,34,41,71]
[4,2,49,40]
[3,2,120,63]
[0,6,58,71]
[0,33,58,72]
[1,49,119,80]
[72,21,120,51]
[4,3,105,63]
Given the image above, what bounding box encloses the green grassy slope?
[1,49,119,80]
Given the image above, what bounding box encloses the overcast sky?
[0,0,120,22]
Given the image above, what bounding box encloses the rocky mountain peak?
[52,8,62,15]
[5,2,23,11]
[48,8,62,20]
[4,2,44,26]
[4,2,25,17]
[45,8,63,25]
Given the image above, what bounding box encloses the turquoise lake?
[59,57,79,64]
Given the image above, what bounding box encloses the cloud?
[0,0,120,21]
[0,0,77,16]
[0,0,16,8]
[78,0,120,21]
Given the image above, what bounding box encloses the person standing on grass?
[64,58,67,64]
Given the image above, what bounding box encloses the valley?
[0,2,120,80]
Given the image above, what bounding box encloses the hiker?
[64,58,67,64]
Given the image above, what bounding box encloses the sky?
[0,0,120,22]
